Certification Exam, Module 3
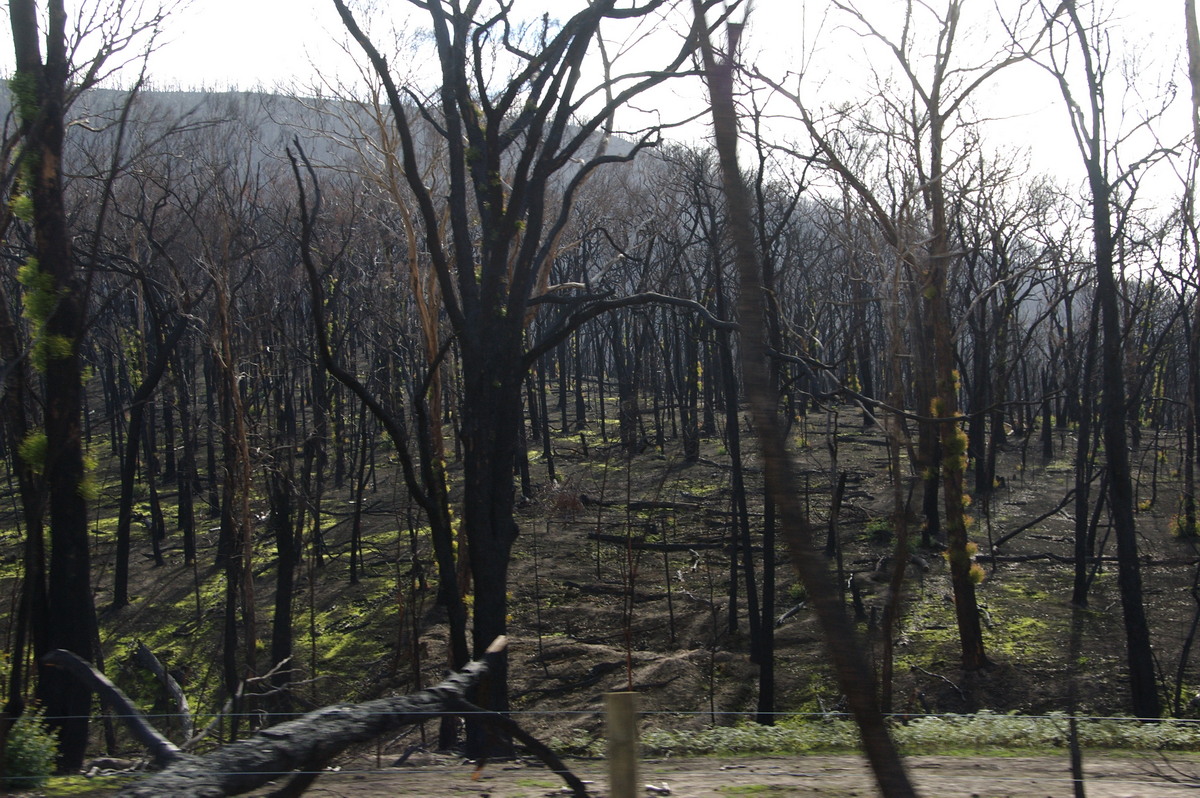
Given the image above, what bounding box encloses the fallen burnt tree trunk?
[131,641,194,742]
[562,580,668,602]
[47,638,586,798]
[586,531,761,553]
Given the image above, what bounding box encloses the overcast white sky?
[158,1,1190,177]
[157,0,348,91]
[0,0,1191,198]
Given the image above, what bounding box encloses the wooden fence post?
[605,691,638,798]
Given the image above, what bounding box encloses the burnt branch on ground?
[48,639,587,798]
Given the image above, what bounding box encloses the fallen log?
[42,649,181,769]
[47,638,586,798]
[586,531,760,553]
[132,641,194,742]
[976,553,1114,564]
[628,500,701,512]
[562,580,668,602]
[991,483,1086,548]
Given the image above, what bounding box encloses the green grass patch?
[999,583,1052,602]
[666,477,722,497]
[984,613,1056,660]
[894,598,960,669]
[90,514,122,539]
[40,774,134,795]
[894,712,1200,753]
[718,786,787,794]
[515,778,558,788]
[640,720,861,756]
[624,714,1200,758]
[0,554,25,582]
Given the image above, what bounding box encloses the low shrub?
[3,708,57,791]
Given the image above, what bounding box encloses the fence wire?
[20,709,1200,794]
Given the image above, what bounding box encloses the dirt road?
[230,752,1200,797]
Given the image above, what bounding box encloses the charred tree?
[10,0,101,769]
[695,7,918,796]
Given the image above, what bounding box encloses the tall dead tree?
[1039,0,1165,719]
[7,0,170,767]
[10,0,98,769]
[694,4,918,796]
[328,0,720,751]
[1182,0,1200,545]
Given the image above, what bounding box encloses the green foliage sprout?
[79,449,99,501]
[4,708,58,790]
[10,193,33,222]
[17,431,47,476]
[8,73,40,124]
[16,258,70,371]
[16,259,53,318]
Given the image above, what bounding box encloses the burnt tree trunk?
[1072,304,1100,606]
[175,347,198,564]
[11,0,99,770]
[0,254,48,762]
[697,13,918,796]
[267,373,299,712]
[459,327,524,756]
[1063,0,1161,717]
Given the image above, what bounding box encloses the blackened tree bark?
[290,148,472,745]
[331,0,718,753]
[9,0,99,770]
[1090,122,1163,719]
[1044,0,1163,719]
[1072,303,1100,606]
[609,311,648,455]
[1182,0,1200,541]
[924,100,989,670]
[174,347,198,564]
[266,372,300,711]
[0,236,48,771]
[214,270,255,739]
[680,320,702,462]
[712,263,760,647]
[573,333,588,430]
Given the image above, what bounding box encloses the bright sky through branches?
[149,1,1192,192]
[0,0,1191,200]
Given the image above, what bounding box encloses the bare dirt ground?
[86,410,1200,729]
[232,752,1200,797]
[29,410,1200,796]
